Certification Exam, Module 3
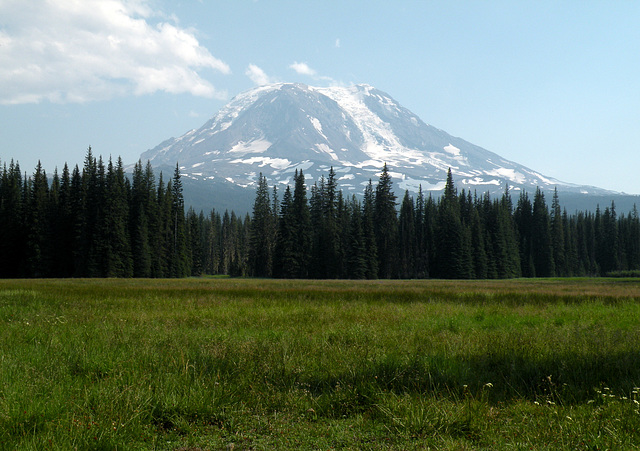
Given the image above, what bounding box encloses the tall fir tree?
[362,180,378,279]
[248,174,275,277]
[170,163,190,277]
[398,191,416,278]
[374,164,398,278]
[551,188,566,276]
[291,170,312,278]
[532,188,555,277]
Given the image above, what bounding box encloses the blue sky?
[1,0,639,193]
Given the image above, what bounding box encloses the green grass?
[1,278,640,449]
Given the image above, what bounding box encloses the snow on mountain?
[140,82,615,197]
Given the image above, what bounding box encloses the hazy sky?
[1,0,639,193]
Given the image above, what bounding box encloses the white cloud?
[335,38,341,48]
[0,0,230,104]
[289,62,316,76]
[245,64,273,86]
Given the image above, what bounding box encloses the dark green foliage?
[532,188,555,277]
[362,180,379,279]
[248,174,275,277]
[398,191,416,278]
[3,153,640,280]
[374,164,398,278]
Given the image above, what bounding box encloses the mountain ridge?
[139,82,627,213]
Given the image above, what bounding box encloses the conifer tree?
[551,188,566,275]
[102,157,133,277]
[130,161,152,277]
[345,195,367,279]
[55,163,76,277]
[374,164,397,278]
[273,186,296,278]
[291,170,312,277]
[435,169,472,278]
[599,202,619,274]
[497,186,521,278]
[398,190,416,278]
[249,174,275,277]
[0,161,26,277]
[362,180,378,279]
[532,188,555,277]
[25,161,50,277]
[514,192,535,277]
[168,163,190,277]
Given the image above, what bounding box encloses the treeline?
[250,165,640,279]
[1,150,639,279]
[0,148,249,278]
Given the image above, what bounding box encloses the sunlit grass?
[1,278,640,449]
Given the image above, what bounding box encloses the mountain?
[140,83,631,213]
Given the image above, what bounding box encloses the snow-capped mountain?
[141,82,614,201]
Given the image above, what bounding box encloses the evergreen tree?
[102,157,133,277]
[599,202,619,274]
[551,188,566,276]
[514,192,535,277]
[25,161,50,277]
[0,161,26,277]
[169,163,190,277]
[248,174,275,277]
[398,191,416,278]
[435,169,472,278]
[55,163,76,277]
[532,188,554,277]
[497,186,521,278]
[374,164,398,278]
[362,180,378,279]
[273,186,296,278]
[291,170,312,277]
[130,161,152,277]
[345,195,367,279]
[470,206,488,279]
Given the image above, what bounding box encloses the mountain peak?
[140,83,615,198]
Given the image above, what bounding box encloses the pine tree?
[0,160,26,277]
[102,157,133,277]
[435,169,472,278]
[25,161,50,277]
[551,188,566,276]
[514,192,535,277]
[497,186,521,278]
[291,170,312,278]
[249,174,275,277]
[169,163,190,277]
[273,186,296,278]
[56,163,76,277]
[362,180,378,279]
[130,161,152,277]
[398,191,416,278]
[470,206,488,279]
[345,195,367,279]
[599,202,619,274]
[532,188,554,277]
[374,164,398,278]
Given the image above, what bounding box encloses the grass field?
[1,278,640,449]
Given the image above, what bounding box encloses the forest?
[1,148,639,279]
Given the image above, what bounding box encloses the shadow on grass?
[276,350,640,410]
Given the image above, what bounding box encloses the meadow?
[1,278,640,450]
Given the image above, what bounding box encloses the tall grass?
[1,278,640,449]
